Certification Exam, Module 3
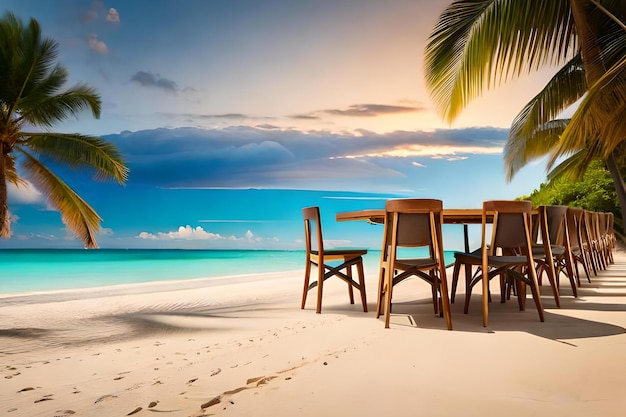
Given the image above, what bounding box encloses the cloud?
[290,114,320,120]
[130,71,179,93]
[87,34,109,54]
[412,161,427,167]
[322,103,426,117]
[137,225,262,242]
[138,225,222,240]
[94,126,507,192]
[99,227,114,236]
[7,181,43,204]
[203,113,247,119]
[106,8,120,23]
[433,155,469,161]
[81,1,103,22]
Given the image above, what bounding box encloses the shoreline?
[0,269,302,303]
[3,253,626,416]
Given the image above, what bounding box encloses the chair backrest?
[483,200,533,255]
[566,206,584,249]
[584,210,599,243]
[302,206,324,256]
[606,212,615,243]
[384,198,444,260]
[541,205,568,246]
[598,212,608,238]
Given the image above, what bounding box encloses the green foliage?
[523,160,622,228]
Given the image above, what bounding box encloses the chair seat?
[313,249,367,256]
[394,257,438,269]
[454,251,528,267]
[532,244,565,257]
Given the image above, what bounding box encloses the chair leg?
[528,276,545,322]
[450,260,461,303]
[301,260,311,309]
[347,264,355,305]
[463,278,473,314]
[516,279,526,311]
[543,261,560,308]
[357,259,368,313]
[563,254,578,297]
[316,263,324,314]
[431,271,439,315]
[384,269,394,328]
[376,265,386,318]
[438,266,453,331]
[573,260,581,287]
[581,255,591,283]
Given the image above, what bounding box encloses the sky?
[1,0,563,250]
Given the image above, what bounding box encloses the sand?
[2,249,626,417]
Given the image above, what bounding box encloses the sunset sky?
[2,0,563,250]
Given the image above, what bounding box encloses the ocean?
[0,249,457,295]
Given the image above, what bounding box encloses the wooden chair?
[377,199,452,330]
[604,212,616,264]
[451,200,544,327]
[583,210,602,275]
[597,212,613,265]
[301,206,368,314]
[533,205,577,300]
[565,207,591,285]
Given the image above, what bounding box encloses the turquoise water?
[0,249,456,294]
[0,249,303,294]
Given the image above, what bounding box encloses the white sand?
[2,250,626,416]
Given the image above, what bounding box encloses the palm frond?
[552,52,626,166]
[18,83,101,127]
[546,149,599,181]
[17,147,101,248]
[7,20,59,120]
[424,0,576,122]
[20,132,128,183]
[504,119,569,181]
[508,54,585,143]
[3,154,27,187]
[16,64,68,115]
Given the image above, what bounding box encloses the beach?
[3,250,626,417]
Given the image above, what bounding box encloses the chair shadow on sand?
[379,265,626,342]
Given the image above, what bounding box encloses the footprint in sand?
[94,394,118,403]
[34,396,53,403]
[200,395,221,409]
[54,410,76,416]
[126,406,142,415]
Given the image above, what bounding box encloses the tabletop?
[336,208,486,224]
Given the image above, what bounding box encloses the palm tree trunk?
[0,148,10,238]
[606,150,626,233]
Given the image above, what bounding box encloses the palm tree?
[0,12,128,248]
[423,0,626,229]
